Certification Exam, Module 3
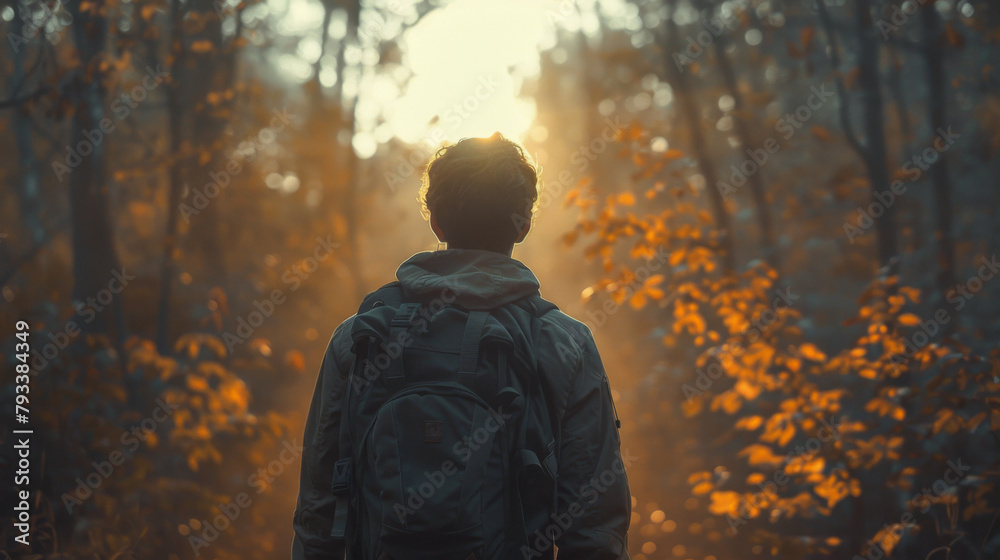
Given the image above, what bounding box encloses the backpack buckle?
[331,458,352,496]
[390,303,420,327]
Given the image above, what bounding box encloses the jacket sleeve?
[292,319,354,560]
[547,320,632,560]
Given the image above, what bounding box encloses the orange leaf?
[618,191,636,206]
[629,291,647,310]
[692,481,713,495]
[708,491,741,516]
[191,40,215,53]
[799,343,827,362]
[285,350,306,372]
[898,313,920,326]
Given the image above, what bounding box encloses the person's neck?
[444,244,515,257]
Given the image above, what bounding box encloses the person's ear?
[514,217,531,244]
[430,214,447,243]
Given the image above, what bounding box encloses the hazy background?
[2,0,1000,558]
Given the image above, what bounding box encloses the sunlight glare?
[386,0,553,147]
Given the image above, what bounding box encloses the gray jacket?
[292,249,631,559]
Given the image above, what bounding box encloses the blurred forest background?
[2,0,1000,558]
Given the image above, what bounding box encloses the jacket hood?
[395,249,541,310]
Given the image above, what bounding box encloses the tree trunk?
[854,0,897,275]
[185,0,230,291]
[67,0,126,338]
[921,5,957,310]
[156,0,188,353]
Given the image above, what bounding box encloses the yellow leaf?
[778,422,795,447]
[644,274,664,287]
[898,313,920,326]
[872,524,906,557]
[629,291,647,310]
[899,286,921,303]
[285,350,306,372]
[708,491,741,516]
[746,473,766,485]
[187,375,209,392]
[687,471,711,484]
[740,444,783,468]
[191,40,214,54]
[692,481,713,495]
[799,343,827,362]
[736,415,763,430]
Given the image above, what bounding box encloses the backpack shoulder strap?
[357,281,405,314]
[521,293,558,319]
[331,281,406,540]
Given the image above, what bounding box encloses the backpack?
[330,281,561,560]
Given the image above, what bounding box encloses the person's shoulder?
[322,314,358,371]
[535,306,598,370]
[539,307,593,340]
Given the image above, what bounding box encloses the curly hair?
[419,132,540,252]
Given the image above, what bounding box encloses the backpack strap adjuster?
[386,303,421,385]
[458,310,490,375]
[330,458,353,537]
[390,303,420,327]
